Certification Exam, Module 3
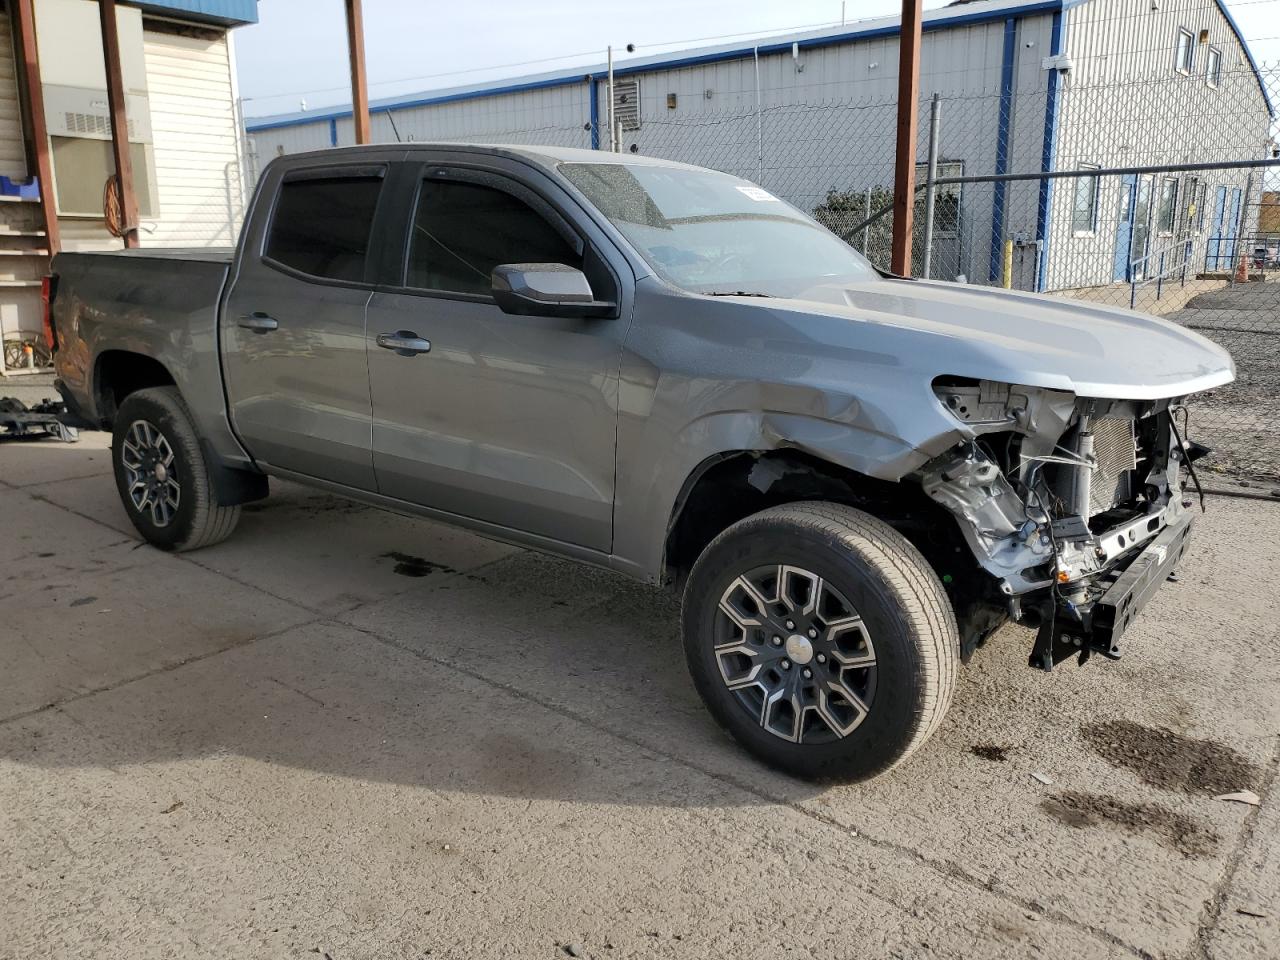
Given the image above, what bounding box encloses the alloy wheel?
[120,419,181,528]
[714,564,876,743]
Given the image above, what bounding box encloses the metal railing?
[1130,235,1196,309]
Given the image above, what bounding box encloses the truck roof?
[275,142,712,174]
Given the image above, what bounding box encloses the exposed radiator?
[1090,417,1139,515]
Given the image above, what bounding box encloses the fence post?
[921,93,941,280]
[862,188,871,255]
[1002,239,1012,289]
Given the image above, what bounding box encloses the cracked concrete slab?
[1,621,1130,960]
[2,438,1277,959]
[341,498,1280,959]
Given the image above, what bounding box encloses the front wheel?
[111,386,241,552]
[681,502,958,781]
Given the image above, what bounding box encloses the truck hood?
[761,277,1235,400]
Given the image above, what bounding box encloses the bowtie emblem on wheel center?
[785,634,814,665]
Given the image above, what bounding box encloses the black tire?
[111,386,241,552]
[681,501,958,781]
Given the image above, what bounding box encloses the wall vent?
[613,78,640,131]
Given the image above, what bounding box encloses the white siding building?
[0,0,256,367]
[246,0,1272,295]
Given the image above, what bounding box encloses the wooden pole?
[99,0,138,248]
[12,0,59,254]
[344,0,371,144]
[890,0,923,276]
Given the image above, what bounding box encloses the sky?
[234,0,1280,119]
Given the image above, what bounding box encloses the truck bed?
[51,247,246,467]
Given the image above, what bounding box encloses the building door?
[1207,186,1228,269]
[1114,175,1153,282]
[1224,187,1243,266]
[1113,174,1135,281]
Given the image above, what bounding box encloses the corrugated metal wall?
[1045,0,1272,290]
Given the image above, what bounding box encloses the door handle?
[238,312,279,333]
[376,330,432,357]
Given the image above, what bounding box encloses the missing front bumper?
[1028,511,1195,671]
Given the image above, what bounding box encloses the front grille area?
[1090,417,1139,516]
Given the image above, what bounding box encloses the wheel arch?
[93,349,178,426]
[662,448,951,584]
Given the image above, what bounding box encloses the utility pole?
[890,0,923,276]
[345,0,371,144]
[99,0,139,248]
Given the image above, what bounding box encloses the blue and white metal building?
[245,0,1272,293]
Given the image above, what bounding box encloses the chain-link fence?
[624,53,1280,483]
[244,4,1280,481]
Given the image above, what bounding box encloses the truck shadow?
[3,463,850,807]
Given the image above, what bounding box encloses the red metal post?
[99,0,139,248]
[345,0,371,145]
[12,0,60,254]
[890,0,923,276]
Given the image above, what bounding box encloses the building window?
[1175,28,1194,74]
[1206,47,1222,88]
[1157,177,1179,234]
[1071,164,1100,234]
[264,174,383,282]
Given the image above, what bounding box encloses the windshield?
[560,161,877,297]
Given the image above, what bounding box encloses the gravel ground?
[1165,279,1280,482]
[1,432,1278,960]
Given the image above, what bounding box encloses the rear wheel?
[111,387,241,551]
[681,501,958,781]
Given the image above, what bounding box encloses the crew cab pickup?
[50,144,1234,780]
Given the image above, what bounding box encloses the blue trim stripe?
[989,17,1018,283]
[589,80,600,150]
[329,117,338,147]
[1035,10,1064,292]
[246,0,1074,132]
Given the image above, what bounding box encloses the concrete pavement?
[2,432,1277,959]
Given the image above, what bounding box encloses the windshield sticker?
[735,185,779,202]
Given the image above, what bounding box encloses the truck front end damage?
[917,378,1204,670]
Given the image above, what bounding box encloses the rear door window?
[265,174,383,282]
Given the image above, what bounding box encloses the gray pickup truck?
[50,143,1233,780]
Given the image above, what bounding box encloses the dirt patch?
[380,551,458,579]
[1042,791,1220,859]
[1081,719,1260,795]
[970,743,1009,762]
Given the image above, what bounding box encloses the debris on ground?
[0,397,79,442]
[1212,790,1262,806]
[1236,907,1268,919]
[1030,772,1053,785]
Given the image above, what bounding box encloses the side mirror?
[491,263,617,319]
